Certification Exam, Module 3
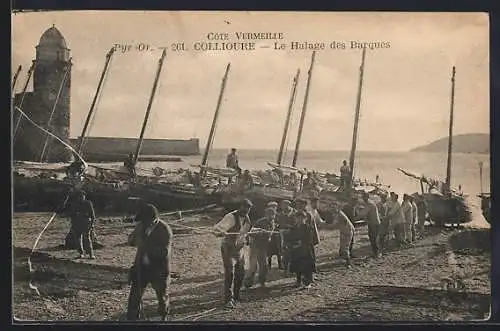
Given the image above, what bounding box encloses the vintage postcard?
[11,11,490,322]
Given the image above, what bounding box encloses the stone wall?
[72,137,200,157]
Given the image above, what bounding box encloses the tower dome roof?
[38,25,67,48]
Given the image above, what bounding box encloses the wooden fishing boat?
[220,48,389,220]
[397,67,477,227]
[396,168,472,227]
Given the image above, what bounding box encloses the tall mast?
[12,65,22,94]
[77,47,115,154]
[292,51,316,167]
[348,47,367,189]
[39,59,73,162]
[479,161,483,195]
[133,49,167,165]
[201,63,231,167]
[445,66,456,195]
[277,69,300,165]
[13,60,37,140]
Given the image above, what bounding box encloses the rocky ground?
[12,210,491,322]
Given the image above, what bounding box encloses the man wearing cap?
[126,203,173,321]
[333,204,355,268]
[226,148,240,184]
[387,193,406,247]
[244,201,278,289]
[308,196,324,275]
[402,194,413,244]
[409,195,418,242]
[302,172,316,191]
[266,201,283,269]
[377,193,391,254]
[213,199,253,309]
[276,200,295,271]
[65,190,96,259]
[340,160,351,190]
[362,192,382,258]
[288,198,316,289]
[341,199,357,258]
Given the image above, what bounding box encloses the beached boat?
[397,67,477,227]
[220,49,389,220]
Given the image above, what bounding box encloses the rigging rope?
[39,61,72,162]
[14,106,87,166]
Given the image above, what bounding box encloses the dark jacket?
[128,219,173,279]
[69,199,96,232]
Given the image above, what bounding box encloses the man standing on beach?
[340,160,351,190]
[126,203,173,321]
[244,202,277,289]
[124,153,136,179]
[213,199,253,309]
[412,193,428,239]
[333,204,355,268]
[362,192,382,258]
[226,148,240,184]
[67,190,96,259]
[276,200,295,272]
[402,194,414,245]
[409,195,418,242]
[288,198,316,289]
[308,196,324,277]
[387,193,406,247]
[377,193,391,254]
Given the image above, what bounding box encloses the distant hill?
[410,133,489,154]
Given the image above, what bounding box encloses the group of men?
[211,188,430,309]
[359,191,428,262]
[212,196,331,309]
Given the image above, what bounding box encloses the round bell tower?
[33,25,72,162]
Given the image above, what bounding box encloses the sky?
[11,11,489,152]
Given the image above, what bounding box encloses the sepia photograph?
[11,11,491,322]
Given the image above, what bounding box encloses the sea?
[129,149,490,206]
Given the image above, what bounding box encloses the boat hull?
[129,182,220,211]
[421,193,473,226]
[478,194,491,224]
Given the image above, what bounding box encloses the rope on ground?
[175,307,218,321]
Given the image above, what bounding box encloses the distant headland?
[410,133,489,154]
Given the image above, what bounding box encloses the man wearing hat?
[126,203,173,321]
[276,200,295,271]
[65,190,96,259]
[362,192,382,258]
[377,193,391,254]
[244,201,278,289]
[387,192,406,247]
[226,148,240,184]
[213,199,253,309]
[332,203,355,268]
[402,194,413,245]
[288,198,316,289]
[265,201,283,269]
[308,196,324,275]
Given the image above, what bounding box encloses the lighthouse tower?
[13,25,72,162]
